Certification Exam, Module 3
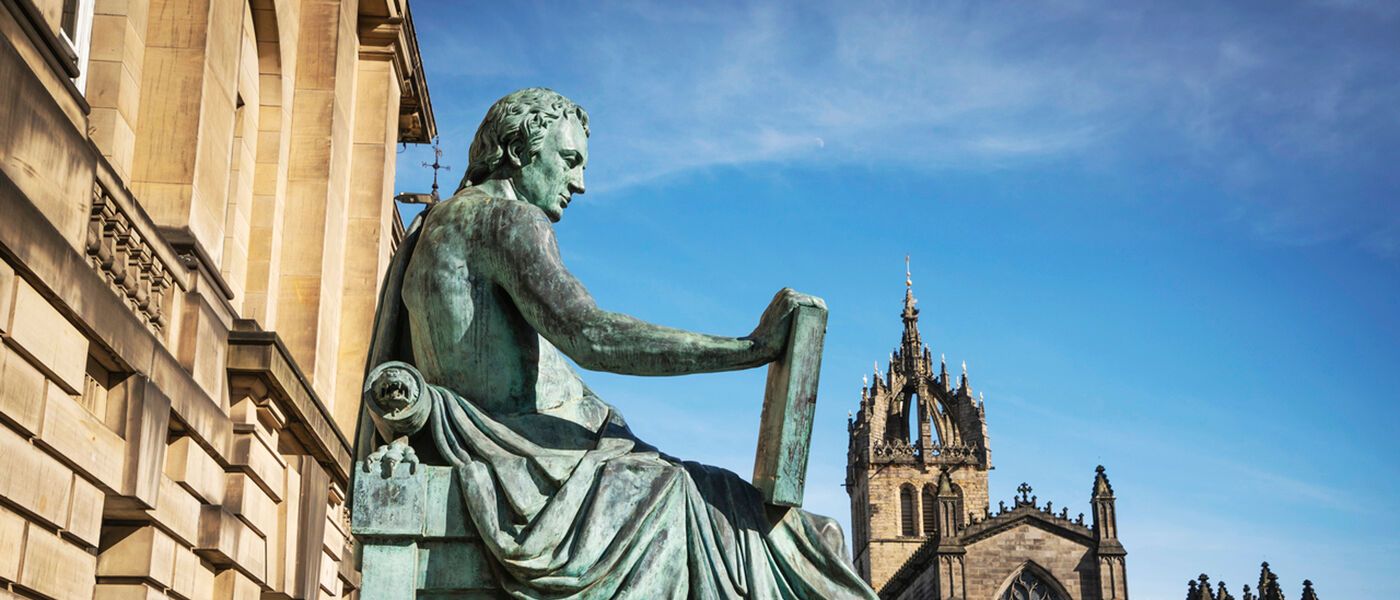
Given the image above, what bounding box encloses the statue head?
[460,88,590,221]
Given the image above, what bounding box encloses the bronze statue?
[355,88,876,599]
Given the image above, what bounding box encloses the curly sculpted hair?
[457,88,590,192]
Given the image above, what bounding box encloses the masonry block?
[270,462,302,595]
[0,503,24,582]
[38,382,126,491]
[93,582,165,600]
[168,543,216,600]
[19,525,97,600]
[7,279,87,393]
[213,567,260,600]
[319,548,339,594]
[224,472,276,538]
[228,396,276,447]
[67,472,105,548]
[97,525,176,588]
[0,423,74,528]
[165,436,226,504]
[150,474,201,547]
[118,376,172,509]
[0,259,13,334]
[167,543,201,600]
[198,507,266,584]
[230,431,284,501]
[323,513,343,561]
[0,344,47,435]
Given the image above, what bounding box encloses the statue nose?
[569,173,585,195]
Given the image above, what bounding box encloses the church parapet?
[869,440,979,464]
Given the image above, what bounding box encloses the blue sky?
[392,1,1399,597]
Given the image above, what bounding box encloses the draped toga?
[353,209,878,600]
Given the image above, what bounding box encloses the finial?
[1093,465,1114,496]
[1301,580,1317,600]
[422,136,452,203]
[862,374,868,386]
[962,360,967,374]
[905,254,911,287]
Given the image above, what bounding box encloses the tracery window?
[899,485,916,536]
[1001,568,1064,600]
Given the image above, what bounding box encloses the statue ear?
[503,142,524,169]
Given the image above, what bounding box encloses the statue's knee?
[800,511,849,562]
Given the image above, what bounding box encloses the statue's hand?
[748,288,824,361]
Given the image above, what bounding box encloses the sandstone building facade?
[847,275,1128,600]
[0,0,433,598]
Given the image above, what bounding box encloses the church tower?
[846,259,992,591]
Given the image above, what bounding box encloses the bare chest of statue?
[399,193,595,426]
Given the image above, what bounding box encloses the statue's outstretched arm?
[481,201,798,376]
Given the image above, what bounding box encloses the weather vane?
[422,136,452,202]
[396,136,451,205]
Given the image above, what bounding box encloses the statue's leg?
[800,510,851,565]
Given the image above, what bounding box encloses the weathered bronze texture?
[353,88,873,599]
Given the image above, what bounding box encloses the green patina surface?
[754,303,828,508]
[353,462,496,597]
[351,88,876,599]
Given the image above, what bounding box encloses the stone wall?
[0,0,433,598]
[962,523,1098,600]
[855,460,989,592]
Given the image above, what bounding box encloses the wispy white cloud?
[411,0,1400,255]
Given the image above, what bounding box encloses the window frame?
[58,0,95,92]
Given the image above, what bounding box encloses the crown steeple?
[846,256,992,465]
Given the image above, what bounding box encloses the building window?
[922,484,937,536]
[59,0,95,91]
[899,485,916,536]
[1001,568,1064,600]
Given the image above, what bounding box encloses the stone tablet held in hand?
[753,301,828,507]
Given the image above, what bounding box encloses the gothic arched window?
[1000,568,1065,600]
[899,485,916,536]
[921,484,937,536]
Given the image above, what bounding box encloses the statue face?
[512,114,587,222]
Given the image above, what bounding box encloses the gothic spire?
[1257,563,1283,600]
[901,255,921,352]
[1093,465,1114,497]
